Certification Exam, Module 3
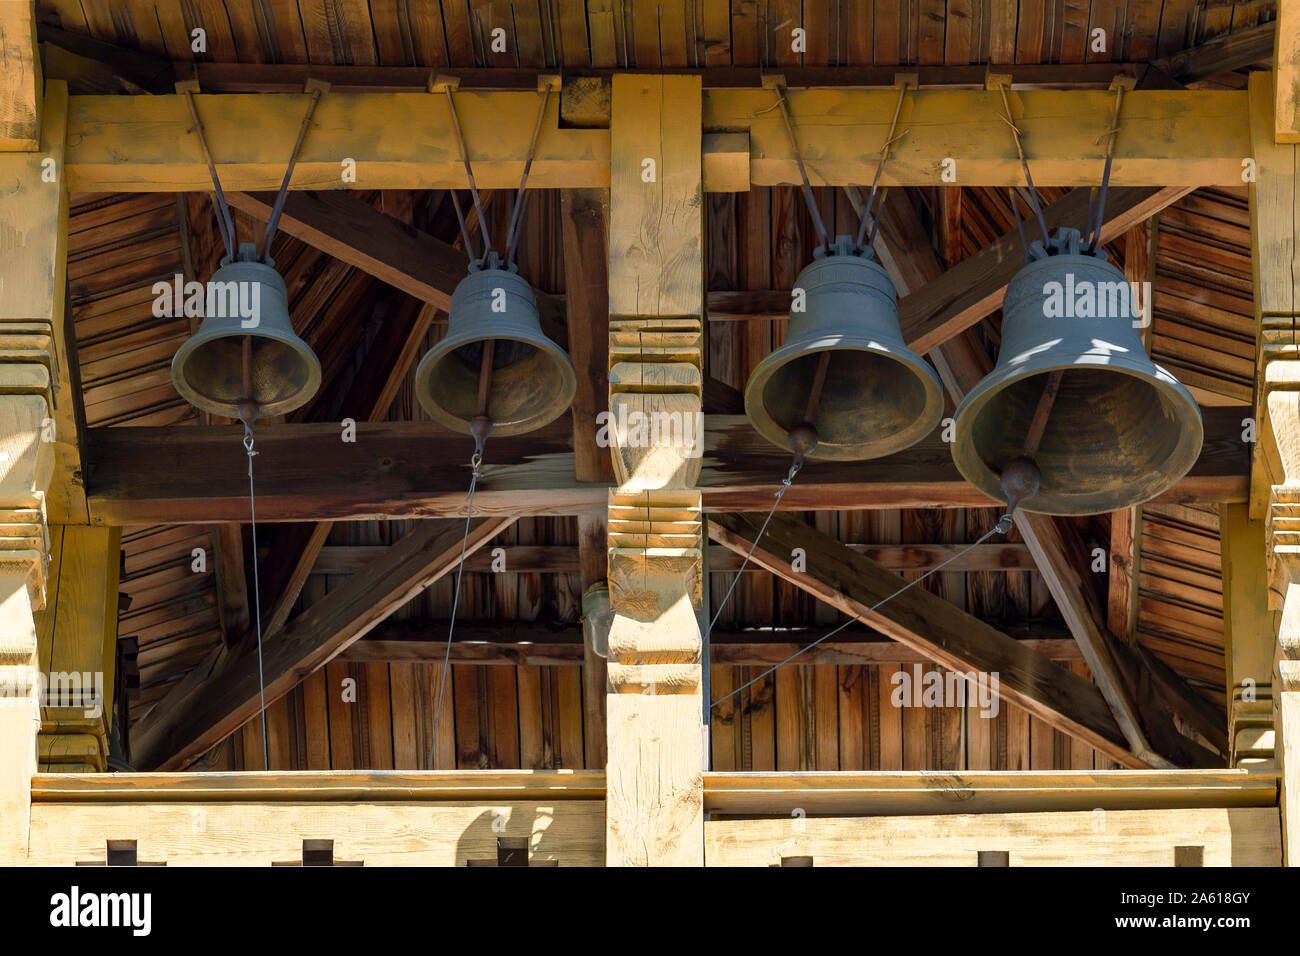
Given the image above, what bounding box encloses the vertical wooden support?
[33,525,122,772]
[0,72,64,864]
[1251,68,1300,864]
[1221,504,1275,767]
[604,75,706,866]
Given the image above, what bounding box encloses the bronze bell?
[744,236,944,460]
[414,254,576,436]
[950,227,1203,516]
[171,243,321,419]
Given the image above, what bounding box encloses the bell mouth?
[745,339,944,461]
[952,362,1203,515]
[415,332,577,437]
[171,330,322,419]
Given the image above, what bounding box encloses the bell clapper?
[468,338,496,472]
[992,368,1062,531]
[786,349,830,467]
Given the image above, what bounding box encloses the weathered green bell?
[743,236,944,460]
[950,227,1203,516]
[171,243,321,419]
[414,255,576,436]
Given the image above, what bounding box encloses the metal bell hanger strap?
[169,79,326,423]
[949,226,1203,516]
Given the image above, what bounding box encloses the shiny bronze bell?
[171,243,321,419]
[414,254,576,436]
[744,236,944,460]
[950,227,1203,516]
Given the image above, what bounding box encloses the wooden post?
[33,526,122,772]
[1221,504,1275,767]
[0,69,65,863]
[1251,67,1300,864]
[604,74,706,866]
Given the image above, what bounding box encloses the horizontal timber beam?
[64,87,1248,192]
[335,618,1080,666]
[31,769,606,803]
[175,62,1153,93]
[83,408,1249,524]
[704,88,1249,188]
[703,769,1281,816]
[313,542,1037,574]
[65,91,608,192]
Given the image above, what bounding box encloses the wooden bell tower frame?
[0,0,1293,865]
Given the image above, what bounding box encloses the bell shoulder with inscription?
[743,236,944,461]
[414,253,577,437]
[950,227,1203,515]
[170,242,322,419]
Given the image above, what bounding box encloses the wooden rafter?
[708,511,1143,767]
[898,186,1192,355]
[60,88,1250,192]
[132,516,517,770]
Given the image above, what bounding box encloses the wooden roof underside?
[44,0,1271,772]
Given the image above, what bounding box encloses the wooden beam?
[33,768,604,802]
[226,191,466,310]
[1151,21,1275,85]
[312,541,1038,574]
[27,795,603,865]
[1277,8,1300,142]
[0,80,85,525]
[131,516,516,770]
[704,768,1281,816]
[1221,504,1276,766]
[0,1,41,150]
[65,90,608,192]
[604,74,706,866]
[703,88,1250,187]
[81,407,1251,524]
[37,26,175,96]
[61,87,1249,191]
[33,525,121,772]
[560,189,614,484]
[705,807,1280,866]
[708,511,1143,767]
[335,620,1081,665]
[178,62,1153,93]
[576,513,608,768]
